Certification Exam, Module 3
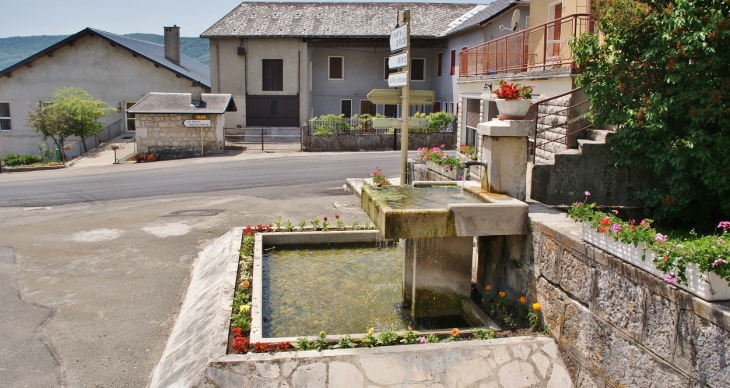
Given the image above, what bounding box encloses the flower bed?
[416,145,465,180]
[568,192,730,301]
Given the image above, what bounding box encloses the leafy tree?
[572,0,730,227]
[26,101,74,160]
[51,87,116,152]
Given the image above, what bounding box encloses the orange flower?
[532,302,542,311]
[498,291,506,298]
[241,280,250,288]
[451,328,460,337]
[518,296,527,304]
[600,217,611,226]
[485,285,492,291]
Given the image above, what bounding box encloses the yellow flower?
[451,328,460,337]
[532,302,542,311]
[319,331,326,338]
[498,291,506,298]
[368,328,374,336]
[518,296,527,304]
[239,304,250,313]
[485,285,492,291]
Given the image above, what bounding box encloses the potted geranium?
[493,80,534,120]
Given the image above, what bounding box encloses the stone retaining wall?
[302,131,456,152]
[136,114,224,158]
[494,203,730,387]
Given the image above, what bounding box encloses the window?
[433,101,441,113]
[0,102,11,130]
[411,58,425,82]
[450,50,456,76]
[384,104,398,118]
[270,100,278,116]
[437,52,443,77]
[341,99,352,118]
[125,102,136,131]
[360,100,376,116]
[262,59,283,91]
[384,57,398,80]
[328,56,343,80]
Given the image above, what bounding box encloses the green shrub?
[313,114,351,135]
[2,153,43,166]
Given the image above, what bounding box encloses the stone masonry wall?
[526,204,730,388]
[136,114,223,158]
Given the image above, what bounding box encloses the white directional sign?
[388,72,408,87]
[390,25,408,51]
[367,89,435,105]
[373,117,429,129]
[388,52,408,69]
[182,120,211,127]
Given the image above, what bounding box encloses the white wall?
[0,35,198,157]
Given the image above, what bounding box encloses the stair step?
[533,154,555,165]
[537,105,570,116]
[537,95,571,107]
[577,139,601,151]
[587,129,614,142]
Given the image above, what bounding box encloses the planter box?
[426,160,465,180]
[583,223,730,301]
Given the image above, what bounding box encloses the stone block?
[540,238,561,284]
[537,277,567,338]
[642,293,677,362]
[675,310,730,386]
[291,362,326,388]
[447,358,494,387]
[559,249,594,304]
[594,266,645,340]
[360,357,407,385]
[329,362,363,387]
[561,301,689,387]
[497,360,538,388]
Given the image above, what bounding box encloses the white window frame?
[525,16,530,28]
[0,101,10,131]
[124,101,137,131]
[410,58,426,82]
[340,99,352,118]
[328,56,344,80]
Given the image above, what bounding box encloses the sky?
[2,0,485,38]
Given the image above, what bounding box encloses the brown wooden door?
[360,100,376,116]
[552,4,562,57]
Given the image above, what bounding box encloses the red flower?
[231,336,249,354]
[600,217,611,226]
[232,327,243,338]
[335,214,340,219]
[278,341,291,351]
[253,342,271,353]
[244,226,254,235]
[598,227,607,234]
[323,216,328,222]
[631,225,637,231]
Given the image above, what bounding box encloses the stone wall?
[302,131,456,152]
[490,203,730,387]
[136,114,224,158]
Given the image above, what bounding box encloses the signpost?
[389,25,408,51]
[367,89,435,105]
[387,72,408,87]
[372,117,428,129]
[388,52,408,69]
[182,120,211,127]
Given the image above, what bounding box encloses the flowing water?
[366,185,484,210]
[262,242,469,337]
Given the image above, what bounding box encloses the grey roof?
[202,2,485,38]
[127,93,236,114]
[445,0,528,36]
[1,28,211,88]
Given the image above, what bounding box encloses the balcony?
[459,14,595,78]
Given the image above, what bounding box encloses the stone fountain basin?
[361,181,528,239]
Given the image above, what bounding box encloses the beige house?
[0,26,210,158]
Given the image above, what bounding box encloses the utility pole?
[399,10,410,185]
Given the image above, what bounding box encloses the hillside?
[0,33,210,70]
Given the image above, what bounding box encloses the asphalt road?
[0,151,402,207]
[0,151,402,387]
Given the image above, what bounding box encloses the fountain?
[361,119,532,318]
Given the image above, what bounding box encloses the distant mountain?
[0,33,210,70]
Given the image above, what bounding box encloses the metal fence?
[459,14,595,77]
[307,117,394,135]
[113,136,137,163]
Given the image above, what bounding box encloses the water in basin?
[262,242,470,337]
[365,185,484,210]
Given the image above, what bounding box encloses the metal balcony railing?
[459,14,595,78]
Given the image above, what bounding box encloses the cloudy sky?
[2,0,486,38]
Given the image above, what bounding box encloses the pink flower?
[664,274,677,284]
[418,336,428,344]
[440,143,446,148]
[612,209,619,215]
[640,219,646,226]
[323,216,328,221]
[655,233,667,243]
[718,221,730,231]
[444,164,450,170]
[576,202,584,206]
[611,224,621,233]
[585,191,591,196]
[713,258,727,267]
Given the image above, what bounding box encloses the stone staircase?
[531,90,592,165]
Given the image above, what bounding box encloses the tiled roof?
[445,0,527,36]
[0,28,211,88]
[127,93,236,114]
[202,2,484,38]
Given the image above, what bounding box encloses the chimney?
[164,25,181,65]
[191,81,203,107]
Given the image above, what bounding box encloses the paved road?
[0,151,401,387]
[0,151,403,207]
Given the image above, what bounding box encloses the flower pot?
[495,99,532,120]
[582,223,730,301]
